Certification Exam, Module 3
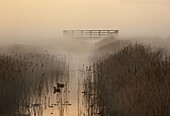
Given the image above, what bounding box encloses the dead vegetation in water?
[83,41,170,116]
[0,45,68,116]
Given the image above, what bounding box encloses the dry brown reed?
[0,45,68,116]
[84,40,170,116]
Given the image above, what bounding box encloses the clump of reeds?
[0,45,68,116]
[84,40,170,116]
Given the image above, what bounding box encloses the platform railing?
[63,30,119,38]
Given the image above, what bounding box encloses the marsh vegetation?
[83,38,170,116]
[0,45,68,116]
[0,37,170,116]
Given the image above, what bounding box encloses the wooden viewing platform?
[63,30,119,38]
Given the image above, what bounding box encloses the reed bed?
[0,45,68,116]
[83,40,170,116]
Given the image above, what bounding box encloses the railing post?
[99,30,101,37]
[72,30,74,37]
[81,30,83,37]
[90,30,92,37]
[108,30,109,37]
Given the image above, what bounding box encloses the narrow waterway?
[0,38,101,116]
[41,38,100,116]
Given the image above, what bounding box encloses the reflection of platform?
[63,30,119,38]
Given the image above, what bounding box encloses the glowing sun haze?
[0,0,170,39]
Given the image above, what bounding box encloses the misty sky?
[0,0,170,38]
